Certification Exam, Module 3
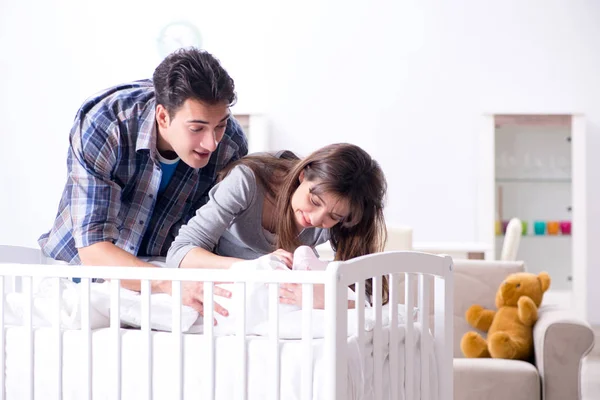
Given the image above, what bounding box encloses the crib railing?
[0,251,453,400]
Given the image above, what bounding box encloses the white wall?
[2,0,600,321]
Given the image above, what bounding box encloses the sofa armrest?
[533,305,595,400]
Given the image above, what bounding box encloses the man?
[39,48,246,315]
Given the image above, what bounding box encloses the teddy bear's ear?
[538,272,551,293]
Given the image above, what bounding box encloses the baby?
[289,245,329,271]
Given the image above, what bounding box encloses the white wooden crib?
[0,247,453,400]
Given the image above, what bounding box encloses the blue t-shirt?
[157,153,180,194]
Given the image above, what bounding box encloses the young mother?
[166,143,389,311]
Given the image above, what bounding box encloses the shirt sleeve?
[68,109,122,249]
[166,165,257,268]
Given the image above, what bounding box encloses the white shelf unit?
[495,120,572,290]
[477,114,587,314]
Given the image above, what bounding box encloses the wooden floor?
[582,326,600,400]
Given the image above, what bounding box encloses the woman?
[166,143,388,307]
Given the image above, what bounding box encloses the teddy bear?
[460,271,551,361]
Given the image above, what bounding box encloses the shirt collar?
[136,98,158,161]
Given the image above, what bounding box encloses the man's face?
[156,99,230,169]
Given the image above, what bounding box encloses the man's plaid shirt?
[39,80,248,264]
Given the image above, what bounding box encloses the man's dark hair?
[153,47,236,118]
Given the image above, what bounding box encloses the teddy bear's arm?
[465,304,496,332]
[517,296,538,326]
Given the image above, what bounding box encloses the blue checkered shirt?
[39,79,248,264]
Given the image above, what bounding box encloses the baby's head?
[292,246,329,271]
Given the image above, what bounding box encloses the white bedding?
[3,324,437,400]
[1,254,416,338]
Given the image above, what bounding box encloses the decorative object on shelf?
[157,20,203,58]
[495,220,502,236]
[496,185,504,235]
[521,221,528,236]
[496,219,572,237]
[547,221,559,235]
[559,221,572,235]
[534,221,546,235]
[502,220,509,235]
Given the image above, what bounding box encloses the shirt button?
[148,194,154,199]
[129,246,134,250]
[139,220,144,225]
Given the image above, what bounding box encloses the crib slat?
[355,281,365,351]
[325,267,348,400]
[236,282,247,400]
[81,278,92,400]
[24,277,33,400]
[141,279,152,400]
[268,283,280,400]
[373,276,383,400]
[419,274,431,400]
[171,281,183,400]
[55,277,63,400]
[0,276,4,400]
[301,284,313,400]
[388,274,399,400]
[204,282,215,400]
[434,272,454,400]
[404,273,414,400]
[111,279,122,400]
[204,283,215,400]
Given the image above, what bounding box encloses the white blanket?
[2,277,199,332]
[204,255,416,338]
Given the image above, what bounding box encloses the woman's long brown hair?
[219,144,389,304]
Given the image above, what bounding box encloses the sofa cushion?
[452,260,525,357]
[454,358,540,400]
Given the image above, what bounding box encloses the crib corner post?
[325,262,347,400]
[435,256,454,400]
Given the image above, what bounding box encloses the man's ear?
[156,104,171,129]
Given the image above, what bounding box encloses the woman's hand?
[270,248,294,269]
[279,283,325,309]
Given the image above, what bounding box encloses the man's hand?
[161,280,232,325]
[78,242,234,324]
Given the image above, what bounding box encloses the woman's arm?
[167,165,257,269]
[178,246,243,269]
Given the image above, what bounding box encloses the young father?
[39,48,247,315]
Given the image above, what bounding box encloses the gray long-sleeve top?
[166,165,330,268]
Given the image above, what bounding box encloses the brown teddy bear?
[460,271,551,360]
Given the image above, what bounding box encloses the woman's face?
[290,171,351,232]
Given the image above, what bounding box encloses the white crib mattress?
[3,325,437,400]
